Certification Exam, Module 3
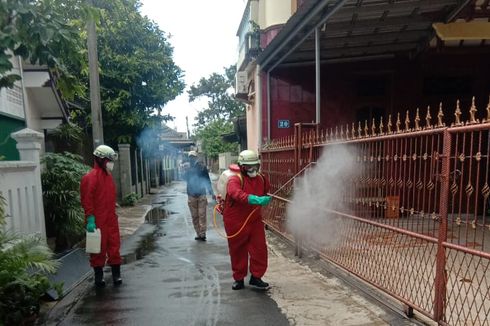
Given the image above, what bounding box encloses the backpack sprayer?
[213,164,260,239]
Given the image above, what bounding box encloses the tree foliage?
[0,0,85,93]
[2,0,185,148]
[41,152,90,251]
[195,120,238,159]
[189,65,244,125]
[189,65,245,158]
[56,0,185,146]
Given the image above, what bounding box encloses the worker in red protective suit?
[223,150,272,290]
[80,145,122,288]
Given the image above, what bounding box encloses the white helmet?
[238,150,260,165]
[188,150,198,157]
[93,145,118,161]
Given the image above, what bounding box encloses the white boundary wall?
[0,129,45,238]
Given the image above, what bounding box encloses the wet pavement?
[44,181,421,326]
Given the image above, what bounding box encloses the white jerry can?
[86,229,101,254]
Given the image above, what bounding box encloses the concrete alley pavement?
[46,180,419,326]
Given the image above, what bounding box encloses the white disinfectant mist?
[286,144,359,248]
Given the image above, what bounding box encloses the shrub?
[42,152,90,252]
[121,192,140,207]
[0,194,60,325]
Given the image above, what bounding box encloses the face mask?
[247,170,258,178]
[106,162,114,172]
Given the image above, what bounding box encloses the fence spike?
[425,106,432,129]
[334,126,339,140]
[364,120,369,137]
[405,110,411,132]
[469,96,478,124]
[345,124,350,140]
[454,99,462,126]
[352,122,356,139]
[379,116,384,135]
[415,108,421,131]
[329,128,333,142]
[358,122,362,138]
[396,113,401,133]
[371,118,376,136]
[388,114,393,134]
[437,103,445,128]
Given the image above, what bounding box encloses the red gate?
[262,98,490,325]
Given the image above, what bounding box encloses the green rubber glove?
[248,195,272,206]
[86,215,96,233]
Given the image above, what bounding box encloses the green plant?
[50,123,84,153]
[121,192,140,207]
[41,152,90,252]
[0,194,60,325]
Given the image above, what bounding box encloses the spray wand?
[212,162,317,239]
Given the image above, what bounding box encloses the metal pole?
[139,149,144,195]
[87,2,104,148]
[434,129,450,322]
[18,57,29,128]
[315,27,321,124]
[267,71,271,142]
[256,65,263,150]
[134,149,139,196]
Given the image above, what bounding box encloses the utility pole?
[87,0,104,148]
[186,116,190,139]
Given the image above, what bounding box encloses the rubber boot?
[94,267,105,288]
[111,265,122,286]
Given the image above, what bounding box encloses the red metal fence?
[261,97,490,325]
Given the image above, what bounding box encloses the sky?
[140,0,247,133]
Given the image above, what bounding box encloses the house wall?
[0,115,24,160]
[24,88,42,131]
[246,102,260,152]
[0,57,26,160]
[259,0,292,30]
[263,50,490,140]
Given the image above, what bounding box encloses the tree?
[52,0,185,146]
[189,65,244,124]
[195,120,239,159]
[189,65,245,158]
[0,0,84,94]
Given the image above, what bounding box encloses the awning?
[257,0,474,71]
[23,68,69,123]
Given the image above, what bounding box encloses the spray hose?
[212,204,259,239]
